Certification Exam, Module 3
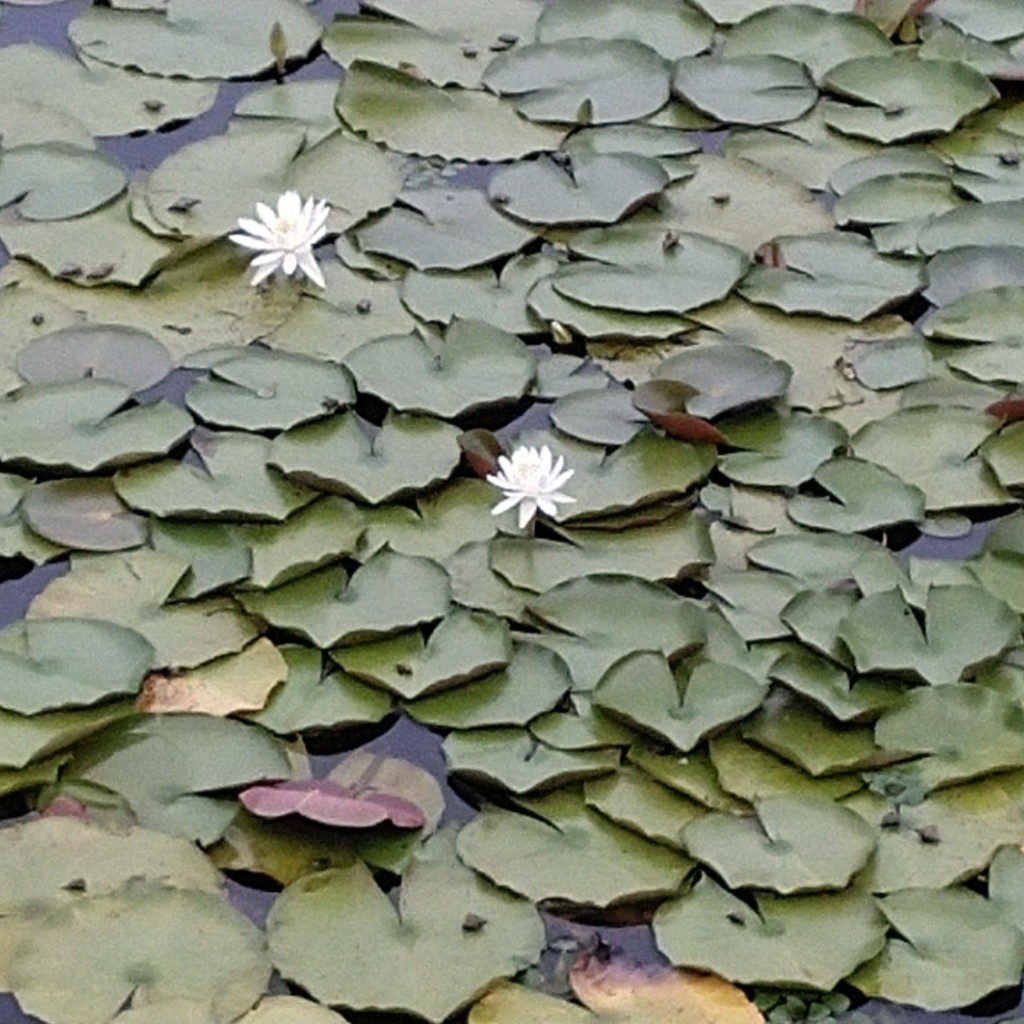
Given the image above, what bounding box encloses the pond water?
[2,2,1024,1024]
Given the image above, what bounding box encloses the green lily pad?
[739,233,924,321]
[537,0,714,61]
[709,733,866,802]
[0,618,152,715]
[844,781,1024,893]
[875,684,1024,791]
[116,432,318,523]
[822,56,998,142]
[0,142,125,220]
[354,187,534,271]
[850,336,933,390]
[246,646,392,736]
[345,320,535,418]
[148,520,252,600]
[0,380,192,473]
[839,585,1019,685]
[489,153,668,226]
[550,229,747,315]
[332,608,511,701]
[28,549,259,670]
[443,728,618,794]
[0,44,217,137]
[744,691,887,777]
[720,412,847,489]
[69,0,323,79]
[23,478,149,552]
[9,881,270,1024]
[240,495,365,590]
[400,254,554,335]
[184,350,355,433]
[456,787,691,908]
[787,457,926,532]
[69,713,290,844]
[650,344,790,420]
[144,128,400,240]
[851,406,1009,511]
[549,387,645,446]
[584,764,706,848]
[683,795,875,894]
[268,828,544,1023]
[0,474,63,563]
[483,39,671,125]
[672,55,817,126]
[654,874,885,989]
[724,6,891,81]
[16,324,172,391]
[336,60,564,161]
[490,511,713,592]
[406,643,571,729]
[238,550,449,649]
[594,651,767,754]
[849,887,1024,1011]
[270,411,461,505]
[925,246,1024,307]
[528,575,706,661]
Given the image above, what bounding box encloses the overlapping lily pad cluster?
[3,0,1024,1022]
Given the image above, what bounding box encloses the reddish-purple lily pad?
[239,778,425,829]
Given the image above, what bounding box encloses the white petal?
[536,496,559,517]
[249,250,284,268]
[549,492,576,504]
[281,252,299,276]
[255,201,278,228]
[229,233,278,252]
[517,499,538,529]
[538,446,554,476]
[250,261,278,287]
[549,467,575,491]
[279,191,302,220]
[235,217,278,242]
[298,249,326,288]
[486,472,513,489]
[496,455,514,478]
[492,493,524,517]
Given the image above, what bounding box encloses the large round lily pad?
[267,829,544,1023]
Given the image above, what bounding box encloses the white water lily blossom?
[487,444,576,529]
[229,190,331,288]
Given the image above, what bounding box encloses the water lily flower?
[229,190,330,288]
[487,444,576,529]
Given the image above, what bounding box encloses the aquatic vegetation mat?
[3,0,1024,1022]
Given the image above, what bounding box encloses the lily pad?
[875,684,1024,791]
[332,608,511,701]
[0,380,192,473]
[69,0,323,79]
[682,795,876,894]
[28,549,259,670]
[489,153,669,226]
[849,887,1024,1010]
[0,618,152,715]
[354,188,534,271]
[69,713,290,844]
[241,778,424,829]
[16,324,173,391]
[739,233,924,321]
[483,39,671,125]
[238,550,450,649]
[23,478,149,552]
[9,882,270,1024]
[537,0,714,61]
[823,55,997,142]
[336,60,564,161]
[268,829,544,1023]
[0,142,125,220]
[456,787,691,907]
[594,651,767,754]
[443,728,618,794]
[269,411,461,505]
[672,55,817,126]
[345,320,535,418]
[787,457,926,532]
[654,874,885,989]
[116,432,318,523]
[184,350,355,433]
